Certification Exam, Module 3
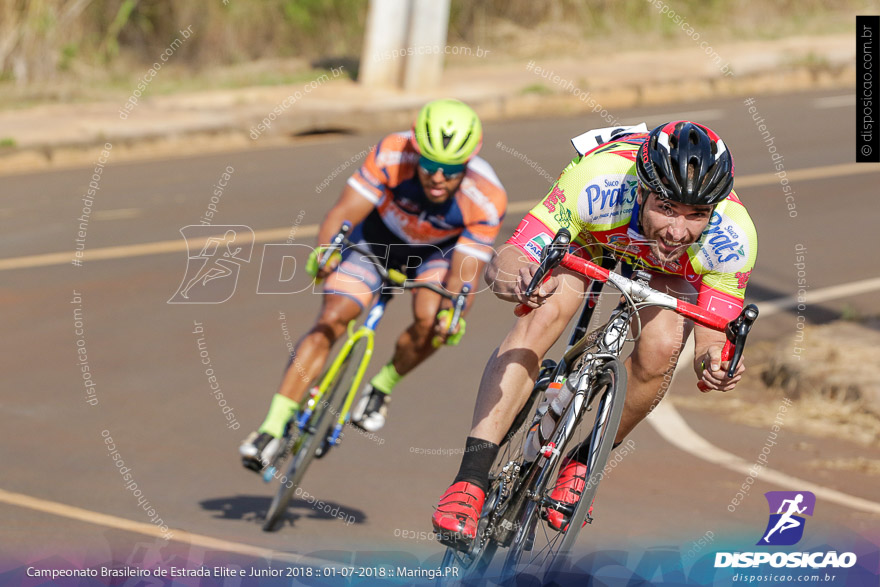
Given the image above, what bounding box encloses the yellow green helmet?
[411,99,482,165]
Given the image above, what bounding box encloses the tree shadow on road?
[199,495,366,530]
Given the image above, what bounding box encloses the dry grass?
[0,0,872,96]
[806,457,880,476]
[671,321,880,448]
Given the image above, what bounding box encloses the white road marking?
[0,227,311,271]
[814,95,855,109]
[648,276,880,514]
[734,161,880,188]
[632,109,724,126]
[93,208,143,220]
[4,162,879,273]
[0,487,346,567]
[1,286,878,556]
[649,402,880,514]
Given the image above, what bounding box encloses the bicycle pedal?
[262,466,277,483]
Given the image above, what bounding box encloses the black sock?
[452,437,500,493]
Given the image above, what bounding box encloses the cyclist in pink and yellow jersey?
[432,120,757,546]
[240,99,507,471]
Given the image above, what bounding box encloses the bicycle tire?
[262,339,367,531]
[500,357,627,583]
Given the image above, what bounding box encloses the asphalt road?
[2,88,879,583]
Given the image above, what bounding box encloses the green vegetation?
[0,138,17,148]
[0,0,869,105]
[519,83,553,95]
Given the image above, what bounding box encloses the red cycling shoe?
[431,481,485,550]
[547,459,594,532]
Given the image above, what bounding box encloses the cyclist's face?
[417,166,465,204]
[638,189,713,262]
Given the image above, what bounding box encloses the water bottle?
[525,380,573,460]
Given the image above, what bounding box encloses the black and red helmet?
[636,120,734,205]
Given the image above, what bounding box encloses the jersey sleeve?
[507,156,587,262]
[693,192,758,321]
[346,133,408,204]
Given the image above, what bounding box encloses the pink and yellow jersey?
[346,132,507,262]
[509,134,757,321]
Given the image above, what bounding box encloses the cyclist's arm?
[441,248,484,313]
[316,184,375,245]
[485,243,560,307]
[691,201,756,392]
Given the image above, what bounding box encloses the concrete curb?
[0,58,855,176]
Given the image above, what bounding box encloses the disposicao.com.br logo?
[714,491,857,569]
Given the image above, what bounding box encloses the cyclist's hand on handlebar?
[696,346,745,392]
[432,309,466,346]
[516,264,560,309]
[306,246,342,280]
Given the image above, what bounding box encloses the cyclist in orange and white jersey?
[240,99,507,471]
[432,121,757,546]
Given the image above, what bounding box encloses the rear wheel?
[500,358,627,583]
[262,340,366,531]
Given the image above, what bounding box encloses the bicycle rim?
[500,358,627,582]
[261,339,366,531]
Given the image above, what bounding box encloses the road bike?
[261,222,470,531]
[440,228,758,583]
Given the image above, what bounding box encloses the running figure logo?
[168,225,254,304]
[757,491,816,546]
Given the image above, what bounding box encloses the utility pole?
[359,0,450,91]
[403,0,450,92]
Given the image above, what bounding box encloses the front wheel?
[438,379,541,582]
[262,339,366,531]
[501,357,627,583]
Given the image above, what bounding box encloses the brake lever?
[318,221,351,267]
[724,303,759,378]
[448,283,471,333]
[524,229,571,297]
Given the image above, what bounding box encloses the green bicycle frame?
[298,293,391,443]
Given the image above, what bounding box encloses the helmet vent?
[454,130,473,154]
[686,160,698,192]
[423,120,431,148]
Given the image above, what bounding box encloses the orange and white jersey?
[346,132,507,262]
